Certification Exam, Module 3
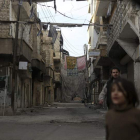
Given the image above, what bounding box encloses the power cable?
[64,41,83,55]
[42,4,85,54]
[63,45,82,56]
[40,4,87,53]
[63,13,90,22]
[40,3,86,58]
[39,3,87,97]
[42,11,86,63]
[66,5,88,13]
[43,7,85,95]
[45,3,56,22]
[38,3,90,22]
[39,5,89,20]
[41,3,83,56]
[70,1,74,18]
[61,32,84,52]
[39,3,77,56]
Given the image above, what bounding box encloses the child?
[106,78,140,140]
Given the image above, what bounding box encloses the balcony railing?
[107,0,139,52]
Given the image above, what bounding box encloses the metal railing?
[107,0,136,52]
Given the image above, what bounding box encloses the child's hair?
[111,78,139,107]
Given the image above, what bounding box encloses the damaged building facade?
[88,0,140,103]
[0,0,63,115]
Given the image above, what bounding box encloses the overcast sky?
[37,0,91,57]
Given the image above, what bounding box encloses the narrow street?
[1,0,140,139]
[0,103,105,140]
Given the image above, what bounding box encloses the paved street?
[0,103,105,140]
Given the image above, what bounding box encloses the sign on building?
[66,57,78,76]
[19,62,28,70]
[89,49,100,57]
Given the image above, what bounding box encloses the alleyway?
[0,103,105,140]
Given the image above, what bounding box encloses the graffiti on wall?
[0,76,11,107]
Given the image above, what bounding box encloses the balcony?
[96,32,107,49]
[31,59,46,73]
[18,67,32,80]
[0,38,33,62]
[53,52,61,62]
[0,39,13,55]
[54,73,61,83]
[95,0,111,17]
[46,67,54,78]
[17,40,33,62]
[53,57,60,62]
[12,2,32,20]
[93,49,112,67]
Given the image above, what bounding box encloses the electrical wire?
[39,2,87,98]
[41,4,88,54]
[39,4,77,55]
[43,4,85,54]
[61,32,84,52]
[39,5,89,20]
[70,1,74,18]
[66,5,89,13]
[40,3,83,56]
[38,3,90,22]
[63,45,82,56]
[63,13,90,22]
[40,6,86,66]
[39,4,86,61]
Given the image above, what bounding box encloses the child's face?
[111,83,127,105]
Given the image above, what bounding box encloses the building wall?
[0,1,35,114]
[54,31,61,53]
[41,30,55,105]
[33,79,44,106]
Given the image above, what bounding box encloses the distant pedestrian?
[99,67,121,109]
[106,78,140,140]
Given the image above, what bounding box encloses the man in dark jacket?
[98,67,121,109]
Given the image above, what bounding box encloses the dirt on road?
[0,103,106,140]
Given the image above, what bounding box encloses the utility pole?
[11,0,21,113]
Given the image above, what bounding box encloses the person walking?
[98,67,121,109]
[106,78,140,140]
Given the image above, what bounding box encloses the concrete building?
[53,31,63,102]
[107,0,140,98]
[88,0,140,103]
[0,1,56,115]
[41,28,54,105]
[0,0,35,115]
[88,0,113,104]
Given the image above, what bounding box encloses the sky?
[37,0,91,57]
